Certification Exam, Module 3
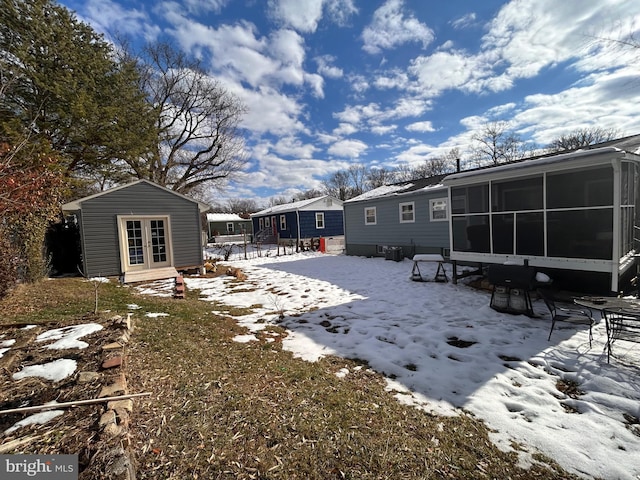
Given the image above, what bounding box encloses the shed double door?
[119,216,172,272]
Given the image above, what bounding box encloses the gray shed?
[344,176,449,259]
[62,179,208,283]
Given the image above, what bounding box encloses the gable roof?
[346,175,447,203]
[252,195,343,216]
[61,179,210,212]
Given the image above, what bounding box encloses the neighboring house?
[344,176,449,259]
[206,213,253,241]
[251,196,344,244]
[62,179,208,283]
[442,135,640,293]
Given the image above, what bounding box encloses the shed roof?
[61,179,210,212]
[252,195,343,216]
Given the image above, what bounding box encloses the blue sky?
[59,0,640,204]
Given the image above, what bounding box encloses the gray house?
[443,136,640,293]
[62,179,208,283]
[344,176,449,258]
[206,213,253,241]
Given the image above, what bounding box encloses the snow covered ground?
[145,248,640,480]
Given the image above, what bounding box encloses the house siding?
[79,182,202,277]
[344,189,449,258]
[208,221,252,237]
[299,210,344,237]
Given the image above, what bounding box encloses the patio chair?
[602,308,640,362]
[538,289,594,347]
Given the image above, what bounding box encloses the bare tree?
[393,164,415,182]
[367,167,398,189]
[347,165,368,198]
[131,42,248,194]
[226,198,258,215]
[268,195,290,206]
[294,189,325,201]
[323,170,352,200]
[471,121,527,166]
[546,127,621,152]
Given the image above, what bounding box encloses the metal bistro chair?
[538,289,594,347]
[602,307,640,362]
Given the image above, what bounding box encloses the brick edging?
[97,314,136,480]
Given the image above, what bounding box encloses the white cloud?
[316,55,344,79]
[305,73,325,98]
[371,124,397,135]
[325,0,358,26]
[450,12,476,30]
[362,0,435,54]
[183,0,230,14]
[348,74,370,94]
[81,0,160,42]
[328,139,368,158]
[269,0,357,33]
[269,0,324,33]
[513,66,640,145]
[405,121,435,133]
[408,50,486,96]
[229,84,307,136]
[333,123,359,136]
[373,70,409,90]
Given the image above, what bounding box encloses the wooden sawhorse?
[411,254,448,282]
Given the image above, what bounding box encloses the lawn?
[0,273,576,479]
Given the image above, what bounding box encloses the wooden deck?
[123,267,179,284]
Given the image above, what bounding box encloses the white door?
[119,216,172,272]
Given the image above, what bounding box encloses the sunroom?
[442,146,640,293]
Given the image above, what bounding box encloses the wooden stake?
[0,392,152,415]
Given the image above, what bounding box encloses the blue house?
[251,196,344,245]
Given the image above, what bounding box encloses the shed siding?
[80,182,202,278]
[344,189,449,258]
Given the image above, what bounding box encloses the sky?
[58,0,640,204]
[152,246,638,479]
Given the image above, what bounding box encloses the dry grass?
[0,277,579,479]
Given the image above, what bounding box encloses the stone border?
[96,314,136,480]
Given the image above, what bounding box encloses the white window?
[259,218,264,230]
[265,217,270,228]
[399,202,415,223]
[226,222,234,233]
[280,215,286,229]
[316,212,325,229]
[365,207,377,225]
[429,198,448,222]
